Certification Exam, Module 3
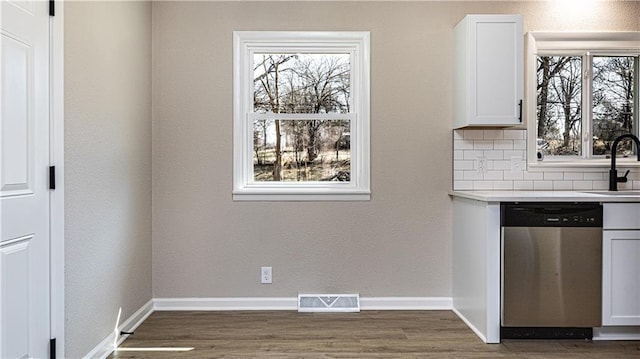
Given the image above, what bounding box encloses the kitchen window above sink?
[526,32,640,169]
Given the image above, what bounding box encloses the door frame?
[50,2,64,358]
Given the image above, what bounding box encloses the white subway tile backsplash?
[493,160,511,171]
[573,181,593,190]
[504,171,524,180]
[503,130,524,140]
[473,140,494,150]
[463,150,483,160]
[463,129,484,140]
[486,160,495,171]
[464,171,484,180]
[451,129,640,192]
[523,171,543,180]
[454,180,473,190]
[453,130,464,141]
[513,140,526,150]
[493,181,514,190]
[454,160,474,170]
[584,172,604,180]
[563,172,584,180]
[503,150,525,159]
[534,181,553,190]
[473,181,493,190]
[483,150,504,160]
[553,181,573,190]
[484,171,503,180]
[618,182,633,191]
[483,129,504,140]
[513,180,534,190]
[454,140,475,150]
[593,181,609,190]
[494,140,514,150]
[543,172,564,181]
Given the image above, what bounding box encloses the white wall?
[64,1,152,357]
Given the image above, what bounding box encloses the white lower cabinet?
[602,203,640,326]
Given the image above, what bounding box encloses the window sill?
[232,188,371,202]
[528,158,640,172]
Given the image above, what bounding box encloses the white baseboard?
[452,307,488,343]
[83,299,154,359]
[154,297,298,310]
[360,297,452,310]
[153,296,453,311]
[593,326,640,341]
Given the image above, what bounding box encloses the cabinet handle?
[518,99,523,122]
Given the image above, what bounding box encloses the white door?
[1,0,51,358]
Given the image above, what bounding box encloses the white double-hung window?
[233,31,370,201]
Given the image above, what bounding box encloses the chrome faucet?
[609,133,640,191]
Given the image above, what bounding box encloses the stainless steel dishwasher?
[501,202,603,339]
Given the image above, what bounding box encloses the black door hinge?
[50,338,56,359]
[49,166,56,190]
[49,0,55,16]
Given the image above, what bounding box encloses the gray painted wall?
[61,0,639,356]
[151,1,639,298]
[65,1,152,357]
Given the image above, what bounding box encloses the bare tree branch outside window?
[536,55,638,158]
[592,56,636,155]
[536,56,582,156]
[253,54,351,182]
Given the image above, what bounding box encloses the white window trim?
[232,31,370,201]
[526,31,640,171]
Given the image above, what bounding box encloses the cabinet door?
[603,230,640,326]
[454,15,523,128]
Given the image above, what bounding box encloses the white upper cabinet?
[453,14,524,129]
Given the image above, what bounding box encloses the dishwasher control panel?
[501,202,603,227]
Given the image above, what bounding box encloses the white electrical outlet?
[477,156,488,174]
[261,266,272,284]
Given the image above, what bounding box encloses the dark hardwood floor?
[108,311,640,358]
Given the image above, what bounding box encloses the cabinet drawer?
[604,203,640,230]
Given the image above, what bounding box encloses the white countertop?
[449,190,640,203]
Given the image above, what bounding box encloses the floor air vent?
[297,293,360,312]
